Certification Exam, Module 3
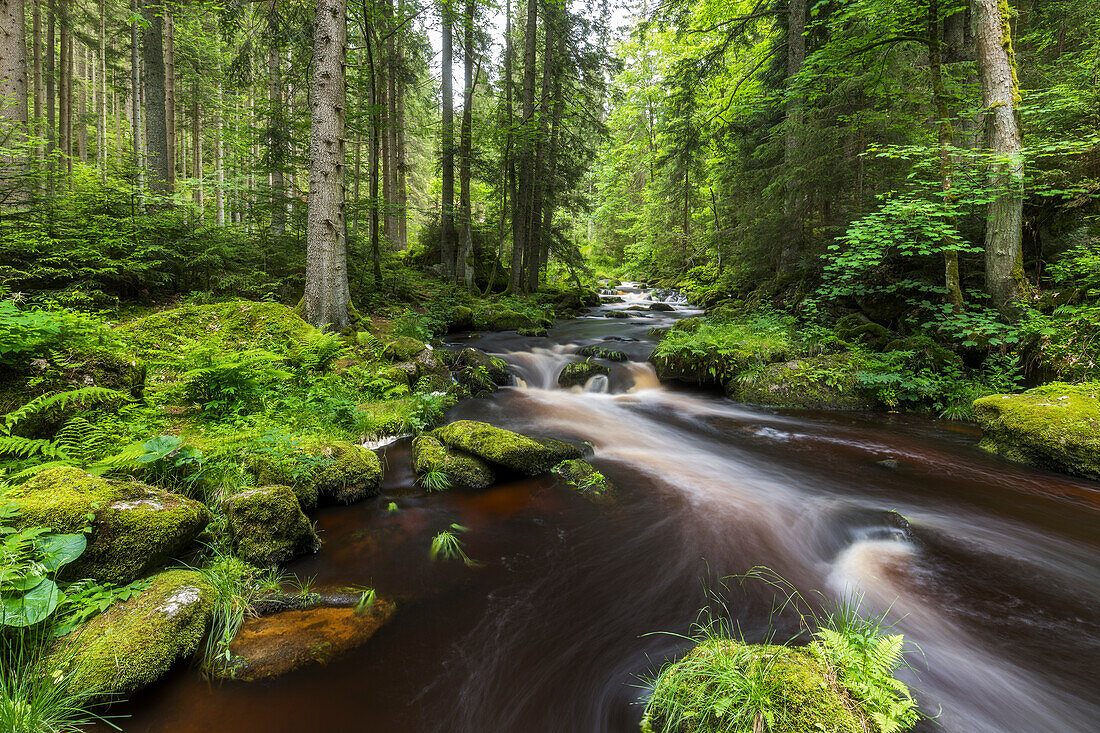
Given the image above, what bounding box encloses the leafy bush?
[0,301,111,368]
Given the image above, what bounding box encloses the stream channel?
[104,286,1100,733]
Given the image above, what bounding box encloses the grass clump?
[429,524,481,567]
[641,570,920,733]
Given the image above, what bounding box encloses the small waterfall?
[584,375,609,393]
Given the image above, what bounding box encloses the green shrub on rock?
[558,361,611,388]
[7,467,210,585]
[246,436,383,507]
[224,486,320,567]
[552,459,616,505]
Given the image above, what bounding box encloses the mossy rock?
[247,439,383,507]
[727,354,879,410]
[973,384,1100,480]
[552,459,616,505]
[448,305,475,331]
[883,335,962,371]
[540,286,600,314]
[8,467,210,585]
[836,315,893,351]
[641,639,868,733]
[668,317,703,333]
[577,345,628,362]
[558,361,611,388]
[116,300,316,358]
[411,435,495,490]
[50,569,213,701]
[456,347,511,384]
[224,486,320,567]
[412,349,454,392]
[649,302,675,312]
[432,420,583,476]
[605,310,632,319]
[475,307,541,332]
[383,336,428,362]
[650,346,754,386]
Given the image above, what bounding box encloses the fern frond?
[0,435,67,459]
[55,416,110,466]
[2,386,127,435]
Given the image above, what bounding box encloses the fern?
[0,436,66,459]
[288,331,349,373]
[1,386,126,436]
[54,417,110,467]
[814,627,919,733]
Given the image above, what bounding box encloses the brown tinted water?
[100,291,1100,733]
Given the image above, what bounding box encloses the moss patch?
[727,354,879,410]
[973,383,1100,479]
[116,300,317,358]
[432,420,583,476]
[382,336,428,362]
[552,459,616,505]
[224,485,320,567]
[411,435,496,489]
[52,569,213,700]
[247,438,383,506]
[8,467,210,585]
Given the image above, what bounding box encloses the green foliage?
[0,301,111,368]
[52,579,153,639]
[170,344,290,415]
[419,467,452,492]
[429,524,480,567]
[0,491,88,628]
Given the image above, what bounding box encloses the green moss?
[246,438,383,506]
[432,420,583,476]
[116,300,317,359]
[50,569,212,701]
[728,354,879,410]
[448,305,475,331]
[411,435,495,489]
[382,336,428,362]
[577,345,628,362]
[475,307,540,332]
[224,485,320,567]
[8,467,210,585]
[642,639,866,733]
[973,383,1100,479]
[558,361,611,388]
[552,459,616,505]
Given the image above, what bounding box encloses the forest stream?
[98,288,1100,733]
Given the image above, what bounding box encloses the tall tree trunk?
[439,0,457,279]
[510,0,537,294]
[973,0,1026,316]
[97,0,105,176]
[929,0,964,309]
[1,0,29,132]
[78,44,87,163]
[305,0,350,331]
[164,8,175,189]
[395,42,408,250]
[130,0,142,195]
[142,1,171,194]
[778,0,806,275]
[33,0,43,181]
[524,0,554,293]
[268,0,286,235]
[46,0,55,193]
[215,37,225,225]
[537,48,564,284]
[59,3,69,181]
[364,14,382,283]
[192,89,202,212]
[456,0,476,291]
[384,0,399,248]
[483,0,512,295]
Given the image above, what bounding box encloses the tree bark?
[33,0,43,177]
[973,0,1026,316]
[929,0,964,309]
[164,8,175,189]
[384,0,399,248]
[525,0,554,293]
[142,1,171,194]
[778,0,806,275]
[0,0,28,130]
[268,0,286,235]
[59,2,69,179]
[395,39,408,250]
[46,0,55,193]
[305,0,350,331]
[509,0,537,293]
[192,88,202,212]
[440,0,457,279]
[97,0,106,177]
[78,44,87,164]
[456,0,476,291]
[130,0,142,195]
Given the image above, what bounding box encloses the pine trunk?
[304,0,350,331]
[779,0,806,274]
[440,0,457,279]
[142,1,171,194]
[510,0,538,294]
[164,8,175,188]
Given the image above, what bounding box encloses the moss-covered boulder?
[973,384,1100,479]
[224,486,320,567]
[836,315,893,350]
[558,361,611,388]
[411,435,495,490]
[53,569,213,700]
[247,439,383,507]
[116,300,316,358]
[541,287,600,314]
[8,467,210,585]
[726,354,878,410]
[432,420,583,476]
[641,640,869,733]
[210,599,395,682]
[455,347,510,384]
[577,345,628,362]
[649,302,675,312]
[476,307,545,332]
[382,336,428,362]
[553,459,616,505]
[412,349,454,392]
[605,310,632,319]
[448,305,475,331]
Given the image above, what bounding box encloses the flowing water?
[104,286,1100,733]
